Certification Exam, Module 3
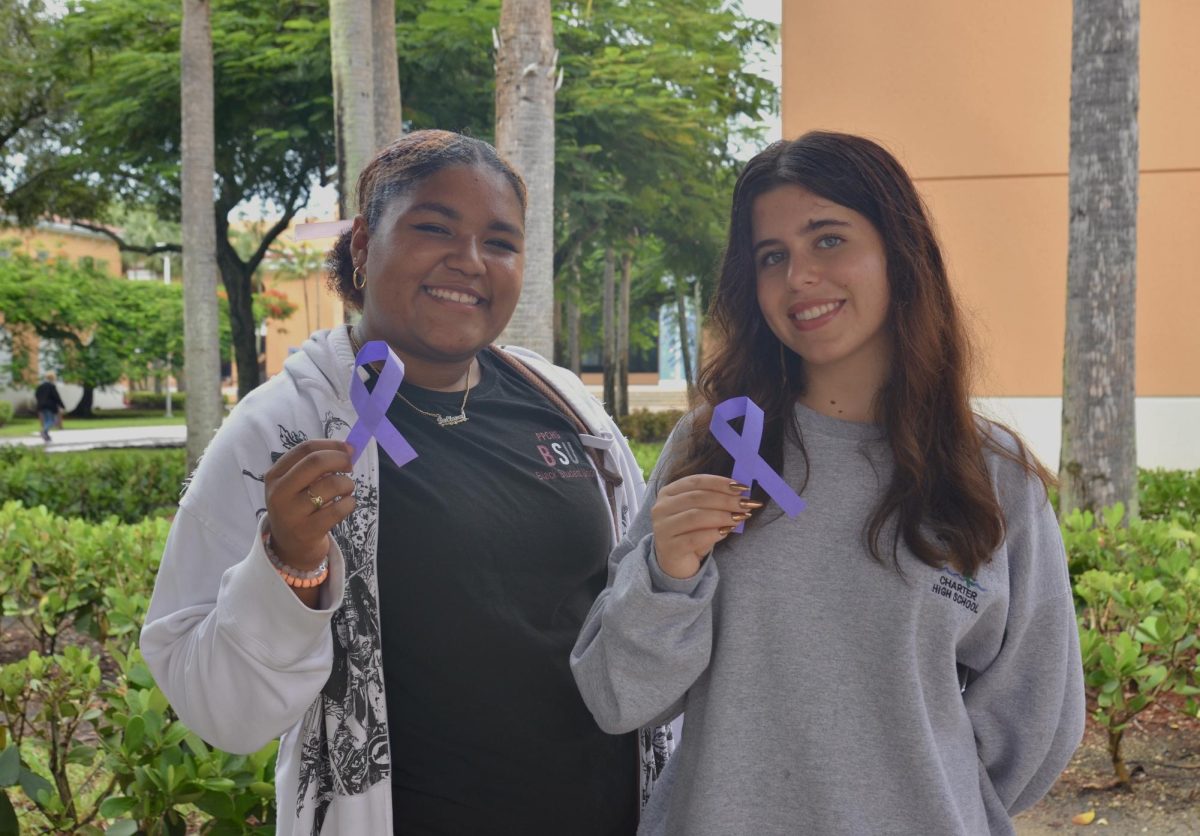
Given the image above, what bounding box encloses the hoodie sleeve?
[571,425,719,734]
[965,460,1085,817]
[140,404,347,755]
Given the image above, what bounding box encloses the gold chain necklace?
[348,325,471,428]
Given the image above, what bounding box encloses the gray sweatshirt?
[572,403,1084,836]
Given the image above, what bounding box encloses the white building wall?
[974,397,1200,472]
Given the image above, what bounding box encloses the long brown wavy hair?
[667,131,1053,576]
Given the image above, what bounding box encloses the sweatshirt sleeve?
[965,471,1085,816]
[140,419,347,755]
[571,433,719,734]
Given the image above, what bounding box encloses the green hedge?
[125,391,230,411]
[0,400,13,427]
[0,446,184,523]
[125,391,186,411]
[1139,468,1200,522]
[616,408,686,443]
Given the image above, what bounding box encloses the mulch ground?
[1016,693,1200,835]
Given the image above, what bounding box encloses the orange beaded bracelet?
[263,532,330,588]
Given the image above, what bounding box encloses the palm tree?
[1060,0,1140,518]
[330,0,376,217]
[601,245,616,412]
[494,0,556,359]
[373,0,402,147]
[180,0,223,471]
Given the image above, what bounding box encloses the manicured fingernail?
[728,481,750,492]
[731,512,751,523]
[718,526,733,536]
[738,499,764,510]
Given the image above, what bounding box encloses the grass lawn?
[0,409,187,438]
[629,440,666,479]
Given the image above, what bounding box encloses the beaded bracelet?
[262,531,330,589]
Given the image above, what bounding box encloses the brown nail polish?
[731,512,751,523]
[718,525,733,536]
[728,481,750,493]
[738,499,765,510]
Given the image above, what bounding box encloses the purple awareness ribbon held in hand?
[709,396,806,533]
[345,340,418,467]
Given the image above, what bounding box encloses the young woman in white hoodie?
[143,130,664,834]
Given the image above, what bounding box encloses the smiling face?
[351,164,525,366]
[752,184,892,388]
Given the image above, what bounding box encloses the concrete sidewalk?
[0,425,185,453]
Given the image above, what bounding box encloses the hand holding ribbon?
[708,396,806,533]
[345,340,418,467]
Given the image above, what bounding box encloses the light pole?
[155,242,172,285]
[156,243,173,416]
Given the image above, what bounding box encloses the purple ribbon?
[709,396,806,533]
[346,340,418,467]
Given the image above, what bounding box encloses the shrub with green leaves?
[1065,503,1200,786]
[0,400,13,427]
[0,647,108,832]
[0,503,278,832]
[0,501,170,655]
[98,648,277,835]
[1139,467,1200,522]
[0,446,184,523]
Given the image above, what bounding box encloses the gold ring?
[307,489,324,509]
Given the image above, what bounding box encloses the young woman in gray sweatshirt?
[572,131,1085,836]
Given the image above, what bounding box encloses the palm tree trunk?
[617,246,633,418]
[372,0,402,147]
[495,0,556,358]
[1060,0,1140,519]
[602,245,616,410]
[553,298,563,364]
[568,261,581,375]
[674,277,693,390]
[181,0,223,471]
[330,0,376,217]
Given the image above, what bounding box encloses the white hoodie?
[141,326,658,834]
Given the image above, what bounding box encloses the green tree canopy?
[3,0,775,390]
[0,253,185,392]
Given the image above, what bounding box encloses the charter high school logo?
[930,568,986,614]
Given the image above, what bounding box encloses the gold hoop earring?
[352,265,366,290]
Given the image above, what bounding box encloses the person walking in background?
[572,131,1084,836]
[142,130,664,834]
[34,371,65,443]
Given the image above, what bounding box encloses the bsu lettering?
[537,440,582,468]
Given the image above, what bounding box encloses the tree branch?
[244,186,306,277]
[68,221,180,254]
[553,218,602,280]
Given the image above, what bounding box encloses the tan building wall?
[3,221,124,276]
[262,270,345,378]
[781,0,1200,397]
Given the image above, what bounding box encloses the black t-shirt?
[373,351,637,836]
